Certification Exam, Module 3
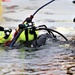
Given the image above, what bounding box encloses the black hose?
[23,0,55,23]
[38,25,56,37]
[36,28,68,41]
[33,0,55,16]
[9,29,24,47]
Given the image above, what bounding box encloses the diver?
[12,17,55,48]
[8,16,68,48]
[16,25,53,48]
[0,26,12,44]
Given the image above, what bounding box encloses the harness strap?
[29,27,37,40]
[32,29,37,40]
[24,28,28,41]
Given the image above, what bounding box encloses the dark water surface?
[0,0,75,75]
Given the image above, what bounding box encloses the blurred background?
[0,0,75,75]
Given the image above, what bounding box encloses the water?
[0,0,75,75]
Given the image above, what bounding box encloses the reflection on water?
[0,42,75,75]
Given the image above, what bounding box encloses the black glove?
[26,17,32,23]
[19,24,26,29]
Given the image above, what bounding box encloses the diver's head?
[0,27,12,44]
[4,28,12,39]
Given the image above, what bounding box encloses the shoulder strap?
[24,28,28,41]
[29,26,37,40]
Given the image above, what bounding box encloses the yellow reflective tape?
[0,31,12,43]
[19,30,38,41]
